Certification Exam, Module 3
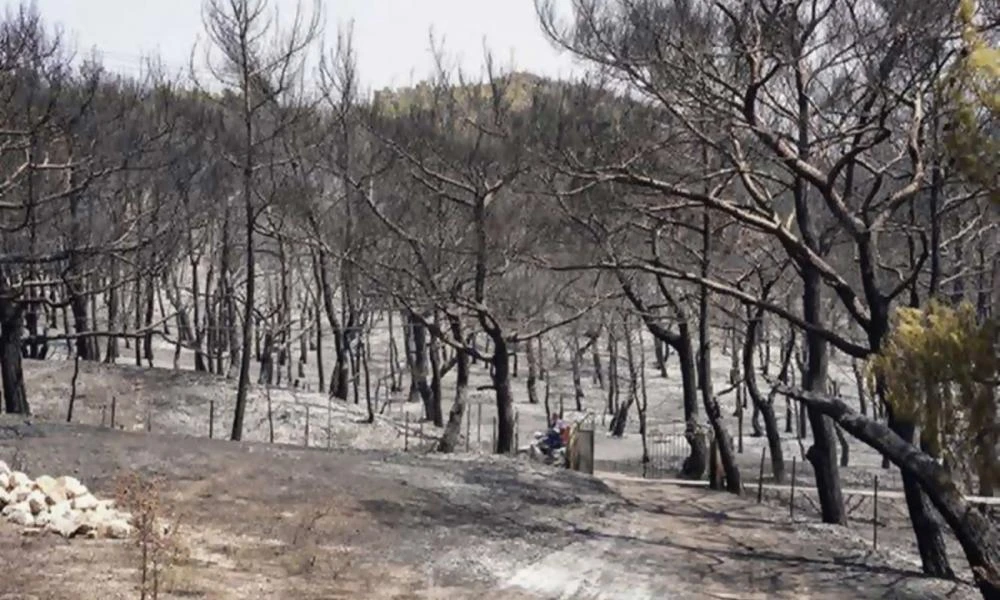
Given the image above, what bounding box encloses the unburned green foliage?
[870,301,999,495]
[944,0,1000,204]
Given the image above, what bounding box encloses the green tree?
[944,0,1000,202]
[870,301,999,497]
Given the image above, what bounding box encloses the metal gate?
[569,415,596,475]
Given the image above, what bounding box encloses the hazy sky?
[31,0,582,91]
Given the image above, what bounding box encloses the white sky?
[30,0,583,91]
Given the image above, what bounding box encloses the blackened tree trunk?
[428,319,444,427]
[438,316,470,453]
[852,359,868,416]
[675,330,708,479]
[350,329,362,405]
[220,201,238,378]
[492,334,515,454]
[606,331,618,417]
[618,273,708,479]
[744,305,785,483]
[313,248,348,400]
[142,270,155,368]
[278,237,292,386]
[230,161,256,441]
[388,310,402,392]
[610,322,639,438]
[132,277,143,366]
[66,168,97,362]
[68,280,96,360]
[361,336,374,422]
[887,406,955,577]
[868,270,955,579]
[259,330,274,385]
[780,328,796,433]
[314,302,324,392]
[526,336,540,405]
[536,337,546,380]
[654,338,668,377]
[834,422,850,468]
[698,207,740,494]
[571,332,593,411]
[0,291,29,414]
[801,266,845,524]
[104,264,120,364]
[786,388,1000,599]
[407,311,432,418]
[591,332,604,389]
[23,295,41,360]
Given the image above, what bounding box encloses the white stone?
[57,476,88,499]
[72,493,99,511]
[12,485,32,504]
[7,504,34,527]
[75,513,99,538]
[34,510,51,528]
[10,472,31,489]
[34,475,68,505]
[26,490,47,515]
[103,519,132,539]
[49,500,72,519]
[47,515,83,538]
[0,471,129,540]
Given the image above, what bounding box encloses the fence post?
[873,475,879,550]
[789,456,797,521]
[477,403,482,449]
[209,400,214,439]
[737,385,744,454]
[491,417,496,454]
[465,405,471,452]
[304,406,310,447]
[111,397,116,429]
[756,446,766,504]
[404,412,409,452]
[101,404,107,428]
[514,410,519,454]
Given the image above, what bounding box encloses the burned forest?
[0,0,998,598]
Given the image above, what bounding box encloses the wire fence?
[595,430,906,491]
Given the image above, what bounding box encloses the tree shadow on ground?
[356,462,975,599]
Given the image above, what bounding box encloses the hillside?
[0,415,978,600]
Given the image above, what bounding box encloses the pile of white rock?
[0,461,133,539]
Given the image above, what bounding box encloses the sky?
[31,0,583,92]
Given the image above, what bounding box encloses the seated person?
[545,427,563,451]
[544,413,564,452]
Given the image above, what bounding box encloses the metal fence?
[596,429,906,491]
[569,416,596,474]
